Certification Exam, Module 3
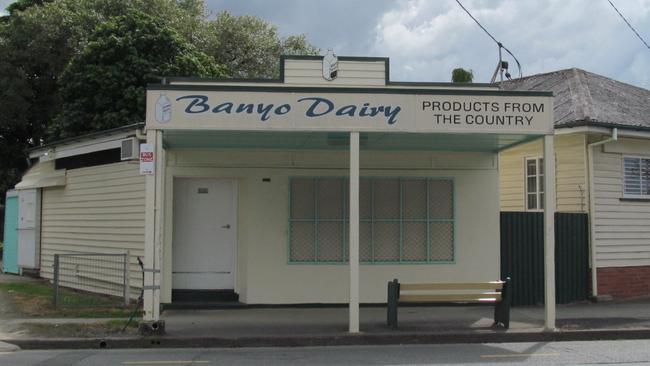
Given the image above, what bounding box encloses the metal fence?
[500,212,589,306]
[53,252,130,308]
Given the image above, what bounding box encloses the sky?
[203,0,650,89]
[2,0,650,89]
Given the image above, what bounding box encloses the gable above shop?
[165,55,497,90]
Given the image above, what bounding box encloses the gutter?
[559,119,650,133]
[27,122,146,154]
[586,128,617,298]
[135,128,147,141]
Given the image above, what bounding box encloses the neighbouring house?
[7,55,560,332]
[500,68,650,300]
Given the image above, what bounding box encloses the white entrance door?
[172,178,236,290]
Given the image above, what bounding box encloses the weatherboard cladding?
[39,161,145,297]
[592,146,650,268]
[499,134,588,213]
[283,59,387,86]
[500,68,650,130]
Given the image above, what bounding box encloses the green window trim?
[525,157,544,211]
[288,177,455,264]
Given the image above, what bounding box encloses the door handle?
[221,224,231,229]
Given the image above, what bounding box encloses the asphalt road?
[2,340,650,365]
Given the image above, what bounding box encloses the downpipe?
[135,128,147,141]
[587,128,617,298]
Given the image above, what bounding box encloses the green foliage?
[0,29,35,202]
[0,0,166,202]
[5,0,52,16]
[204,11,319,78]
[451,68,474,83]
[50,10,222,139]
[0,0,318,201]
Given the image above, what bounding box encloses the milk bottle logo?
[322,49,338,81]
[155,93,172,123]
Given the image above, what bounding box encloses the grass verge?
[0,281,138,318]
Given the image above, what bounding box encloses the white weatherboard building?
[500,68,650,300]
[18,55,556,332]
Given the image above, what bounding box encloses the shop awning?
[162,130,539,152]
[14,161,66,190]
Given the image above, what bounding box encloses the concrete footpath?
[2,271,650,350]
[2,299,650,350]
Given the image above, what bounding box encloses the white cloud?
[371,0,650,88]
[205,0,395,55]
[0,0,11,15]
[5,0,638,88]
[3,0,649,89]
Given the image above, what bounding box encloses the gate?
[2,191,19,274]
[500,212,589,306]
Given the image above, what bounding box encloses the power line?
[454,0,522,78]
[607,0,650,51]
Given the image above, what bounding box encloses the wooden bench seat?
[386,277,511,329]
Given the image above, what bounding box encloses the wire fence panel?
[53,252,130,308]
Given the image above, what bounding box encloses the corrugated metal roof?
[500,68,650,130]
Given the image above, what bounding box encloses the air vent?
[120,138,139,160]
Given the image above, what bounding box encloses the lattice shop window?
[289,177,454,263]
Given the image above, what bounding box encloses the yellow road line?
[481,353,560,359]
[122,362,209,365]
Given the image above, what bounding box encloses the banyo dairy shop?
[16,54,560,334]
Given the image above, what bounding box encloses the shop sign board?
[147,88,553,135]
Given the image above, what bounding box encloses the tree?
[0,0,220,202]
[0,0,318,203]
[203,11,319,78]
[452,68,474,83]
[0,0,217,143]
[50,10,223,139]
[4,0,52,16]
[0,55,33,201]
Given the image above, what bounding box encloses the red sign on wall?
[140,144,155,175]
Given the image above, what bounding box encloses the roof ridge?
[501,67,577,84]
[576,69,650,93]
[507,67,650,94]
[500,67,650,131]
[565,69,585,121]
[572,68,597,121]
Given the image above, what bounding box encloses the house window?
[525,157,544,210]
[623,156,650,198]
[289,177,454,263]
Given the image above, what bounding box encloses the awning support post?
[349,131,360,333]
[143,129,164,322]
[543,134,556,330]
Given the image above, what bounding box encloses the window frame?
[524,156,544,212]
[287,176,456,265]
[622,155,650,199]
